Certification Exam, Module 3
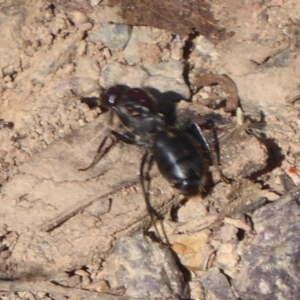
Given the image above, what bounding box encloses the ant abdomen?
[153,128,207,195]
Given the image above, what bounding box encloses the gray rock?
[102,62,149,88]
[146,75,189,100]
[123,29,142,65]
[123,26,167,65]
[103,61,190,100]
[124,27,142,65]
[105,234,190,299]
[143,59,184,77]
[88,23,132,51]
[144,60,190,99]
[201,268,236,300]
[233,189,300,300]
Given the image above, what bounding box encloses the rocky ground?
[0,0,300,299]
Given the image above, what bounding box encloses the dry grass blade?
[212,108,267,146]
[0,280,131,299]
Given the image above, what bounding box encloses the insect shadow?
[79,85,212,241]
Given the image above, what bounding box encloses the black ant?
[79,85,209,239]
[0,119,13,130]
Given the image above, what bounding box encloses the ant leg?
[79,134,117,171]
[207,123,232,183]
[190,123,232,183]
[80,129,137,172]
[208,124,233,183]
[140,151,169,244]
[190,123,214,163]
[140,151,161,240]
[111,130,136,145]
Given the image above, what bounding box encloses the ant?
[79,85,209,240]
[0,119,13,130]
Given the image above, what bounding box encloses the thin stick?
[0,280,134,299]
[195,74,239,112]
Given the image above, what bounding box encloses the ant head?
[100,85,130,110]
[100,85,162,115]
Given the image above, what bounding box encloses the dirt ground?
[0,0,300,299]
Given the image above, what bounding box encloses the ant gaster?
[80,85,208,236]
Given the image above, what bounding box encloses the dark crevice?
[245,214,255,231]
[65,269,76,277]
[181,31,200,98]
[66,16,75,27]
[183,63,193,99]
[219,268,232,285]
[45,3,56,15]
[170,197,188,222]
[169,247,192,285]
[183,30,199,60]
[81,29,89,40]
[236,228,245,241]
[248,137,285,183]
[251,56,271,66]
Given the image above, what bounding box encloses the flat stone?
[88,23,132,51]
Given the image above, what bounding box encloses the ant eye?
[108,94,117,105]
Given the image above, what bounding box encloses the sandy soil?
[0,0,300,299]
